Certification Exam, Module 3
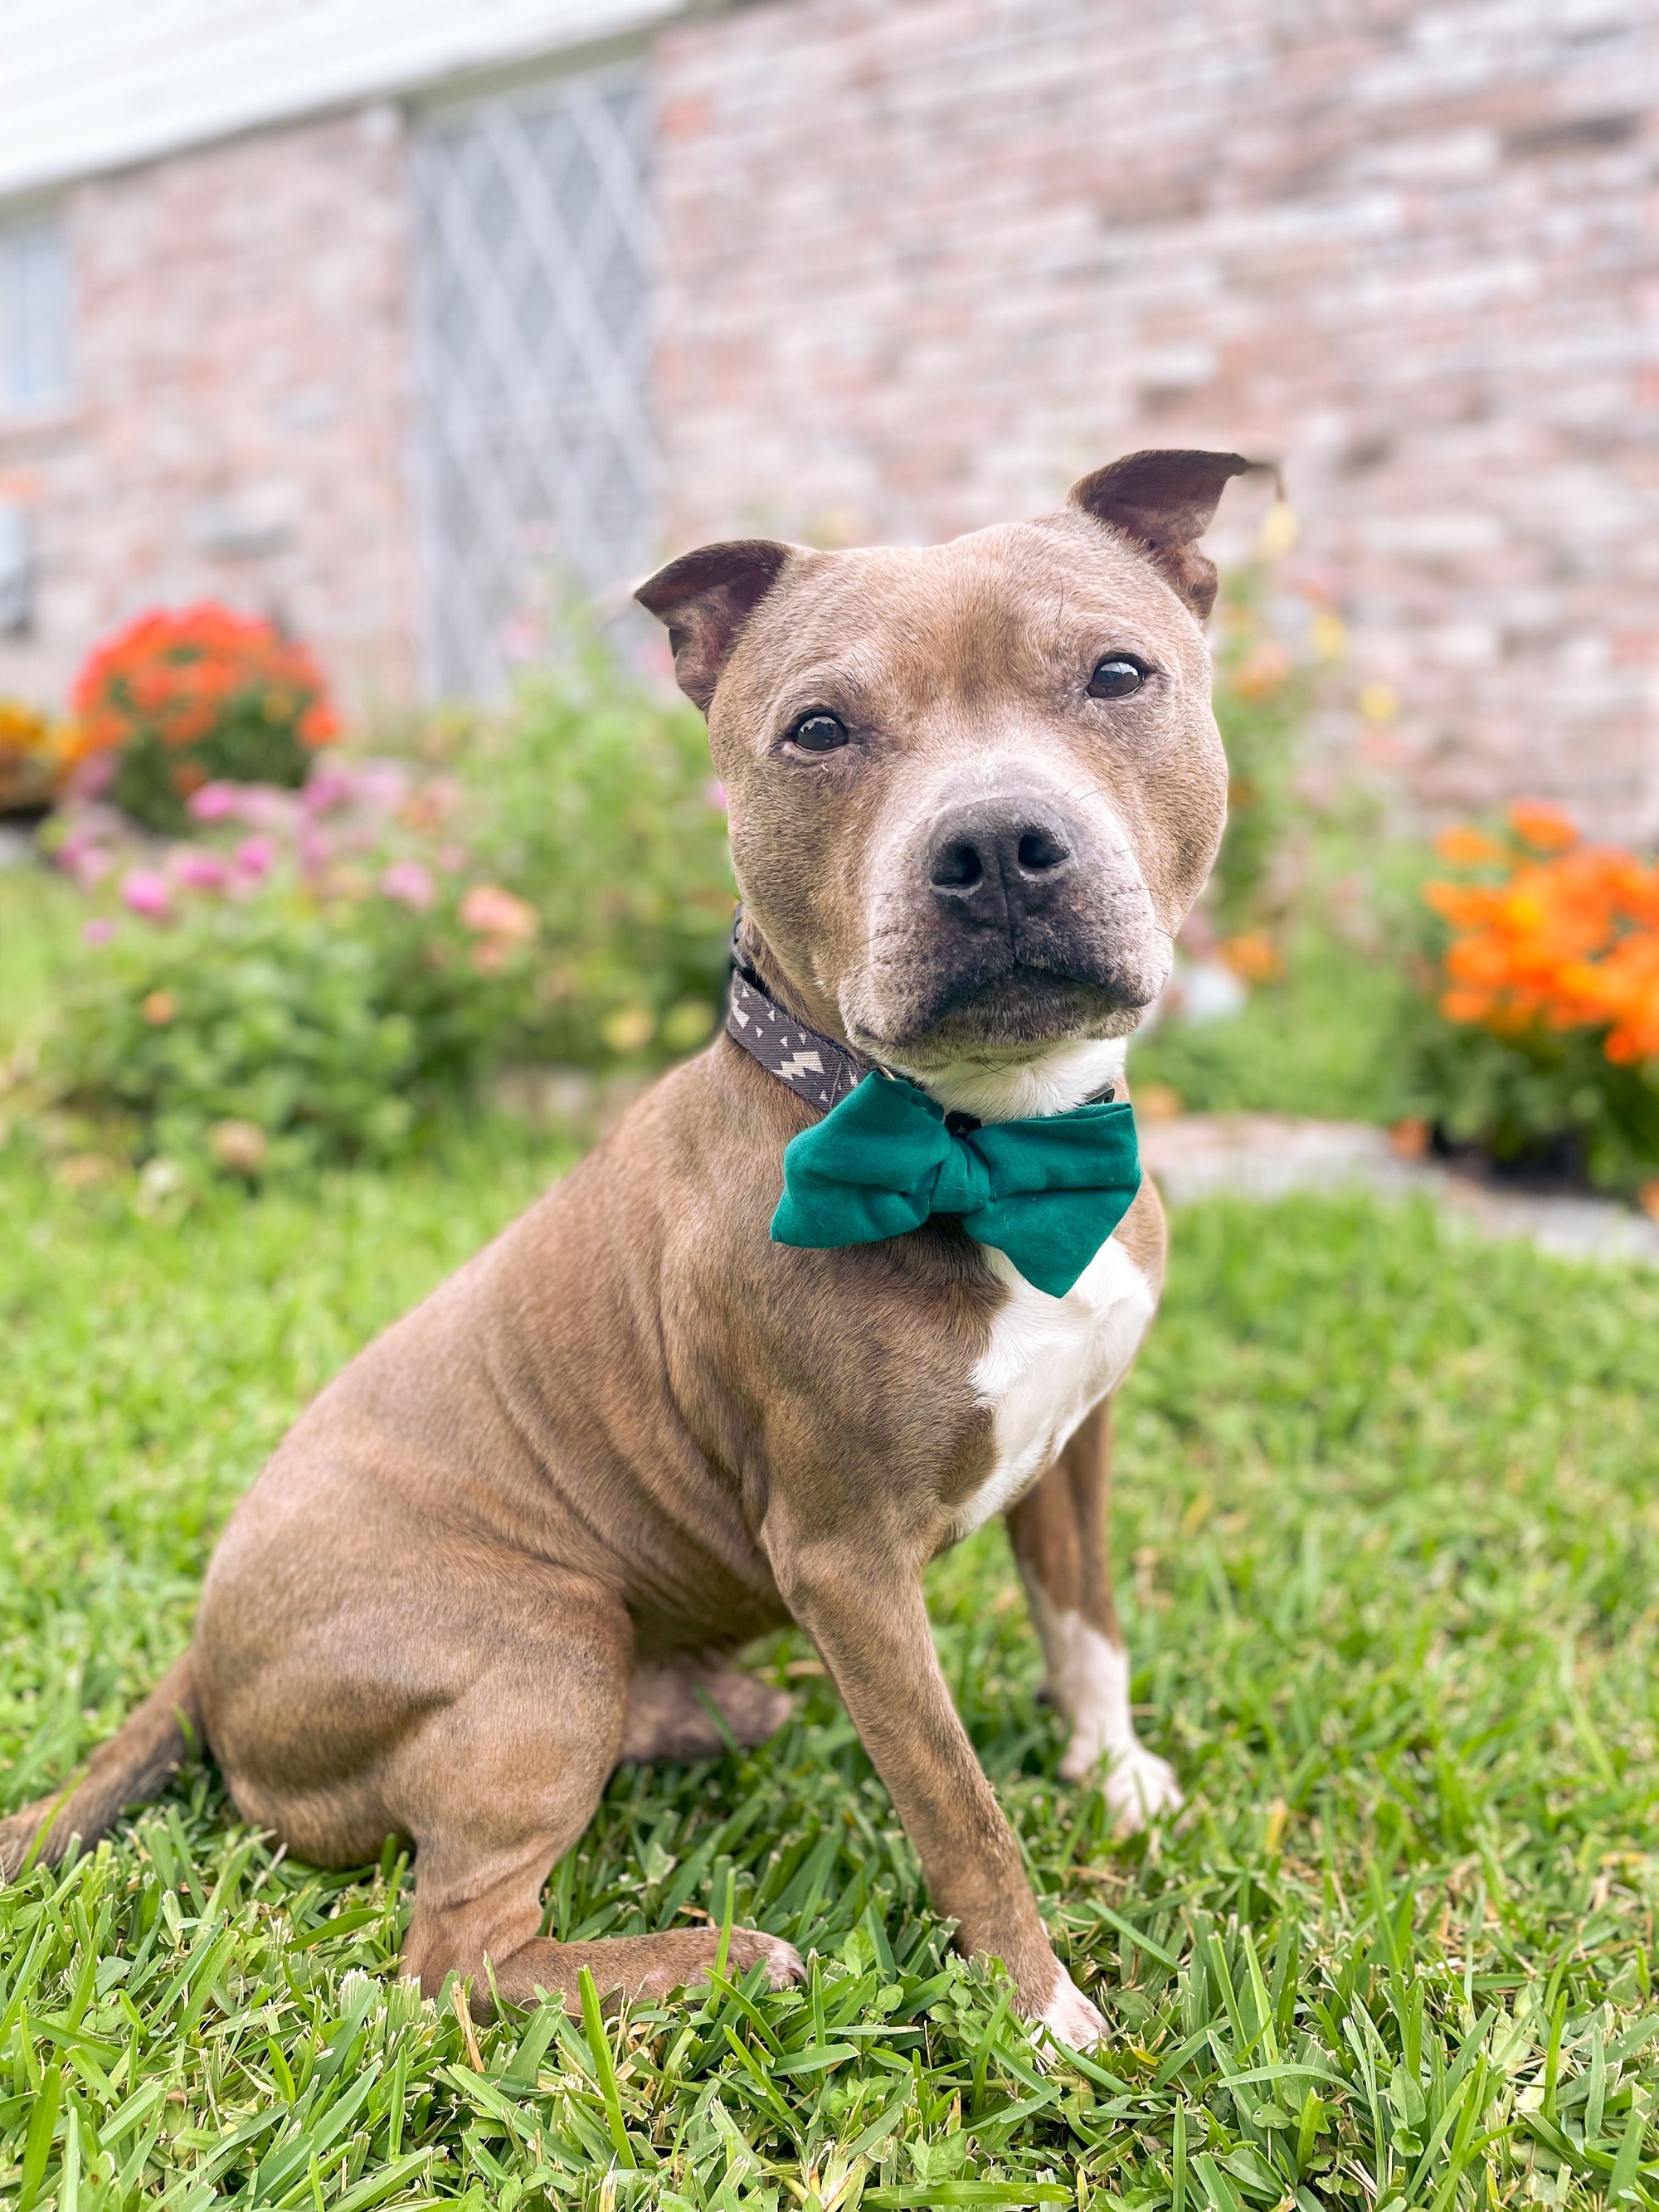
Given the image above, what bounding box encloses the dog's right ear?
[635,540,795,712]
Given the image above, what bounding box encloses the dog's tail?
[0,1649,201,1879]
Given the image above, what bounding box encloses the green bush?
[454,639,736,1066]
[1131,921,1415,1124]
[46,892,538,1174]
[1406,1004,1659,1191]
[1205,571,1314,935]
[48,905,428,1169]
[36,766,540,1173]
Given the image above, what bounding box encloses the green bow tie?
[770,1072,1141,1298]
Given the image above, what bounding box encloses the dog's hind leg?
[392,1579,800,2018]
[615,1661,791,1764]
[1006,1400,1182,1832]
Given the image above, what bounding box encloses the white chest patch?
[951,1232,1156,1542]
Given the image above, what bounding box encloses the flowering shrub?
[35,634,747,1174]
[0,698,75,814]
[71,605,338,834]
[450,637,735,1065]
[1410,801,1659,1190]
[42,766,539,1171]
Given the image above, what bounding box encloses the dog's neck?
[733,916,1128,1125]
[886,1038,1129,1123]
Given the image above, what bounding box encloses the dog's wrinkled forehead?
[718,517,1208,734]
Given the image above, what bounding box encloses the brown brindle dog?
[1,450,1256,2049]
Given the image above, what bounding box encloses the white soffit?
[0,0,684,202]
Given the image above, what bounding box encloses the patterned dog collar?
[725,963,868,1111]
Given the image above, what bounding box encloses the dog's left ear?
[635,538,797,712]
[1068,449,1272,621]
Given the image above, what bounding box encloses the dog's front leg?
[1007,1401,1183,1832]
[772,1535,1105,2049]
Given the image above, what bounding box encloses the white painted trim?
[0,0,688,202]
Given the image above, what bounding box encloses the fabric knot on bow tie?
[769,1069,1141,1299]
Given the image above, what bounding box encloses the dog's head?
[638,450,1259,1087]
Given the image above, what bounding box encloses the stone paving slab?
[1139,1114,1659,1270]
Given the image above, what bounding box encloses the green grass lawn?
[5,1135,1659,2210]
[0,861,83,1081]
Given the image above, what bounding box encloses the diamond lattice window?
[412,61,657,698]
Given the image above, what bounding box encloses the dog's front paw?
[723,1928,806,1990]
[1029,1965,1107,2061]
[1096,1743,1184,1835]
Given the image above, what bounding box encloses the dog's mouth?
[847,949,1160,1066]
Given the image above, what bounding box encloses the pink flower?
[354,761,410,819]
[459,883,538,941]
[704,779,727,814]
[69,753,117,800]
[63,843,114,888]
[302,766,358,816]
[56,819,115,887]
[380,859,435,911]
[120,868,172,920]
[235,786,296,831]
[297,827,333,878]
[81,917,114,946]
[187,783,241,823]
[172,849,233,892]
[233,834,276,878]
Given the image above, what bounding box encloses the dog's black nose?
[927,800,1076,926]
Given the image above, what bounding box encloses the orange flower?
[459,884,538,941]
[1423,880,1491,928]
[71,604,339,766]
[1229,643,1292,700]
[1219,931,1283,984]
[1506,798,1577,853]
[1426,815,1659,1070]
[1433,826,1503,867]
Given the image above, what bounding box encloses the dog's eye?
[788,711,849,753]
[1087,656,1148,700]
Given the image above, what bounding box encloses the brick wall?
[654,0,1659,834]
[0,106,421,721]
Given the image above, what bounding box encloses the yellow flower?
[1310,612,1347,661]
[1358,683,1398,723]
[1257,503,1299,559]
[601,1005,656,1054]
